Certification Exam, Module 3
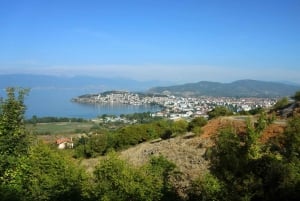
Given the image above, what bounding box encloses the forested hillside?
[149,79,300,97]
[1,88,300,201]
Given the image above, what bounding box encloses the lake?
[4,88,161,119]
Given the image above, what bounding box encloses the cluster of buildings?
[154,96,276,120]
[73,91,278,120]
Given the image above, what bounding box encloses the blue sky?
[0,0,299,83]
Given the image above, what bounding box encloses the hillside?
[149,79,300,98]
[119,117,286,195]
[79,117,287,196]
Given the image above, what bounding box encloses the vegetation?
[187,116,207,134]
[238,107,264,115]
[292,91,300,101]
[188,110,300,201]
[273,97,290,110]
[74,119,192,158]
[2,88,300,201]
[207,106,233,119]
[26,121,96,135]
[119,112,163,123]
[149,80,300,97]
[26,116,87,124]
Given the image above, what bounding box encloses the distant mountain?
[0,74,171,92]
[148,80,300,98]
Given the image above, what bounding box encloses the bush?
[208,106,233,119]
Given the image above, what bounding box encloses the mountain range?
[0,74,171,91]
[149,79,300,98]
[1,74,299,98]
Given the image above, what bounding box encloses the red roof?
[56,138,72,144]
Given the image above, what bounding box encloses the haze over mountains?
[1,74,299,98]
[149,80,300,98]
[0,74,171,91]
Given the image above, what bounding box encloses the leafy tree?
[206,113,275,200]
[2,143,87,201]
[188,173,224,201]
[283,116,300,160]
[273,97,290,110]
[146,155,181,201]
[92,152,164,201]
[188,117,207,134]
[292,91,300,101]
[0,88,31,199]
[0,87,30,158]
[208,106,233,119]
[171,119,188,135]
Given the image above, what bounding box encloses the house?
[56,137,73,149]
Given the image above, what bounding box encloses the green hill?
[148,79,300,97]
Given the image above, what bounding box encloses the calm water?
[17,88,161,119]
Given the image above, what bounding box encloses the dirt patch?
[260,123,286,143]
[77,116,287,196]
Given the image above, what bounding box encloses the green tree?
[146,155,181,201]
[188,173,224,201]
[188,117,207,134]
[92,152,163,201]
[3,143,86,201]
[283,116,300,160]
[207,113,275,200]
[273,97,290,110]
[208,106,233,119]
[0,87,30,158]
[0,88,31,200]
[292,91,300,101]
[171,119,188,135]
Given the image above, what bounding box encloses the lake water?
[7,88,161,119]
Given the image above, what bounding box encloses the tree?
[282,116,300,160]
[3,143,86,201]
[273,97,290,110]
[146,155,181,201]
[171,119,188,135]
[92,152,163,201]
[206,113,276,200]
[188,173,224,201]
[0,87,30,157]
[0,87,31,199]
[208,106,233,120]
[188,117,207,134]
[292,91,300,101]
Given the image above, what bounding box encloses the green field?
[26,121,97,135]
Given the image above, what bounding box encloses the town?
[72,91,278,120]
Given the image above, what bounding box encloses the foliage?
[238,107,264,115]
[188,173,224,201]
[282,116,300,160]
[120,112,163,123]
[292,91,300,101]
[146,156,182,201]
[5,143,86,201]
[91,152,164,201]
[26,116,87,124]
[191,113,300,201]
[0,88,31,199]
[0,88,30,157]
[273,97,290,110]
[188,116,207,134]
[75,119,190,158]
[172,119,189,135]
[208,106,233,119]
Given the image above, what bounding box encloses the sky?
[0,0,299,84]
